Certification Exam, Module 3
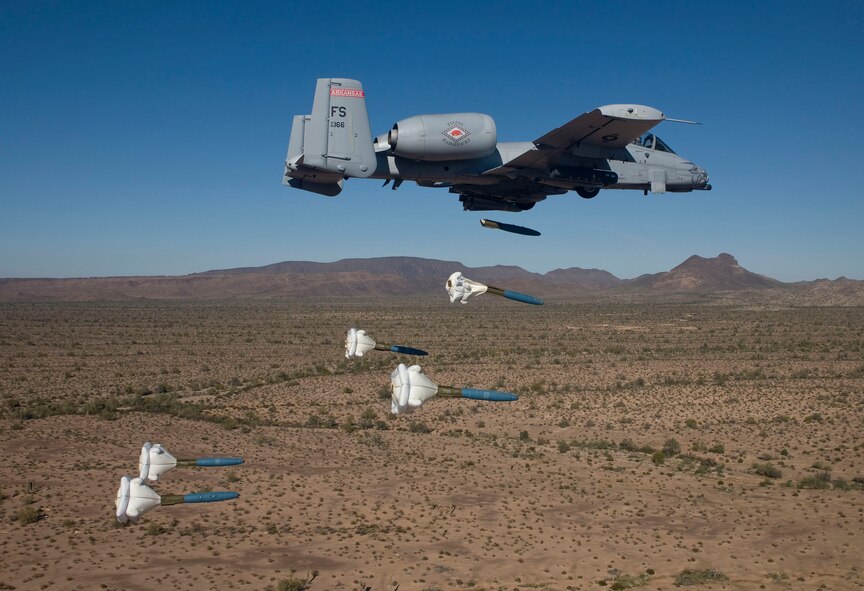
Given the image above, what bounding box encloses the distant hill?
[1,254,861,305]
[545,267,622,290]
[196,256,547,293]
[626,253,782,291]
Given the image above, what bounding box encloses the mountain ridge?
[1,254,862,304]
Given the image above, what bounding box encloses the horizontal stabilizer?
[287,178,343,197]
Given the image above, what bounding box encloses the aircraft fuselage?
[370,140,710,195]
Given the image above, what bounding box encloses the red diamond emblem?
[443,123,470,143]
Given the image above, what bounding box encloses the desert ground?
[1,297,862,590]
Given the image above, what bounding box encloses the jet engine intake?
[388,113,497,161]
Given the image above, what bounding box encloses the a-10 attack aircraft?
[283,78,710,212]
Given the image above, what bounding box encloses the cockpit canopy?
[634,133,676,154]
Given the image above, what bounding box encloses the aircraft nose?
[693,166,710,189]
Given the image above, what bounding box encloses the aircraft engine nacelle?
[387,113,497,161]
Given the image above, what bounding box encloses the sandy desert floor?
[1,297,863,590]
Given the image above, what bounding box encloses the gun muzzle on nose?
[695,167,711,190]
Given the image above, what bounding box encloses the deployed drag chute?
[389,363,518,415]
[283,78,711,212]
[345,327,428,358]
[115,476,239,524]
[446,272,543,305]
[139,442,244,482]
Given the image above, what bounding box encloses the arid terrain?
[1,296,863,590]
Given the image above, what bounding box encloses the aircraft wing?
[486,104,665,174]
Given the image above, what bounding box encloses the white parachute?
[115,476,161,524]
[139,442,177,481]
[445,271,543,306]
[390,363,440,414]
[446,272,488,304]
[345,327,377,358]
[345,327,428,358]
[389,363,518,415]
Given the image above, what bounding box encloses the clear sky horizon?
[2,1,862,281]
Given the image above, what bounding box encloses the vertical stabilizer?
[302,78,375,178]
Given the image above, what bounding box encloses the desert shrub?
[276,570,318,591]
[131,392,204,421]
[305,414,335,429]
[377,385,391,401]
[146,522,166,536]
[619,439,655,454]
[340,415,357,433]
[610,572,651,590]
[659,373,692,386]
[360,432,386,448]
[216,416,238,430]
[662,438,681,456]
[558,441,570,453]
[357,408,377,430]
[267,371,290,384]
[752,462,782,478]
[832,478,851,491]
[575,439,615,450]
[674,569,728,585]
[519,430,530,441]
[651,451,665,465]
[409,421,431,434]
[798,472,831,489]
[17,506,44,525]
[619,438,637,452]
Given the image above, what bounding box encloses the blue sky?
[1,1,862,281]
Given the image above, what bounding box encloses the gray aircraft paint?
[284,78,710,211]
